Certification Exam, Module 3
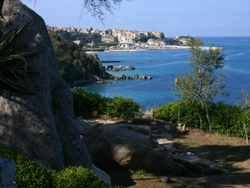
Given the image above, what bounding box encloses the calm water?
[81,37,250,109]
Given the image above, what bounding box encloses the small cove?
[81,37,250,109]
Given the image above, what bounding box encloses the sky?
[21,0,250,37]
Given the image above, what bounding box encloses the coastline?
[86,45,225,53]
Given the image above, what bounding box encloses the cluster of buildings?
[47,26,165,44]
[46,26,200,50]
[47,26,99,34]
[101,28,164,44]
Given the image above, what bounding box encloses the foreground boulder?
[173,155,227,175]
[0,0,92,170]
[83,124,175,173]
[0,159,16,188]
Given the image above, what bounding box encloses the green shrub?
[0,146,53,187]
[0,145,118,188]
[155,100,250,137]
[52,166,110,188]
[72,88,107,117]
[72,88,140,119]
[209,102,246,137]
[155,100,202,127]
[107,96,140,119]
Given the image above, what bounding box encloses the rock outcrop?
[0,0,92,171]
[109,74,152,80]
[106,65,135,71]
[173,155,227,175]
[83,124,175,173]
[147,38,182,46]
[0,159,16,188]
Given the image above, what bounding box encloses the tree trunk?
[204,100,212,134]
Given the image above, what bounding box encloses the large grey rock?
[0,0,92,170]
[83,124,174,173]
[173,155,226,174]
[156,139,176,151]
[76,117,94,135]
[164,124,172,130]
[152,133,173,140]
[92,164,111,185]
[0,159,16,187]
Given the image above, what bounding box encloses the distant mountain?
[48,31,107,84]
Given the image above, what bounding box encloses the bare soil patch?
[89,117,250,188]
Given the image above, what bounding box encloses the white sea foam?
[224,65,250,74]
[225,52,245,60]
[172,53,190,56]
[153,61,187,67]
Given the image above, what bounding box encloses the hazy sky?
[21,0,250,37]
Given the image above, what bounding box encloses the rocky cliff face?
[147,38,183,46]
[0,0,92,170]
[101,34,116,43]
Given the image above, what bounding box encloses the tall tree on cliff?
[171,38,228,134]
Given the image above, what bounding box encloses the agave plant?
[0,20,42,93]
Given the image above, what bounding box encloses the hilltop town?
[47,26,224,51]
[47,26,164,43]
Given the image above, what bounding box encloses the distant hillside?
[54,30,102,48]
[48,31,107,84]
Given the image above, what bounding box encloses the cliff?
[175,36,194,45]
[147,38,183,46]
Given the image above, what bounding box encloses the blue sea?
[81,37,250,109]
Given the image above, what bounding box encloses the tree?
[80,0,133,23]
[171,38,227,134]
[2,0,132,23]
[237,88,250,110]
[237,89,250,143]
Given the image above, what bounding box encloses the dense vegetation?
[72,88,140,119]
[155,100,250,138]
[55,30,102,48]
[49,31,104,83]
[0,146,116,188]
[96,42,118,47]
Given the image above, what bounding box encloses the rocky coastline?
[87,45,225,53]
[105,65,135,71]
[69,73,153,88]
[109,74,152,80]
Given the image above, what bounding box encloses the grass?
[130,169,146,175]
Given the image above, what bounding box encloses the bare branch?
[79,0,133,24]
